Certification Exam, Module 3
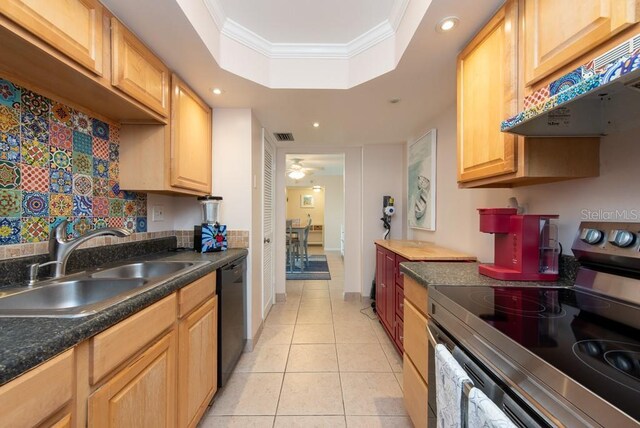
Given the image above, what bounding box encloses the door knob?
[264,238,271,243]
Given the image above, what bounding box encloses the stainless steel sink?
[90,261,195,279]
[0,259,207,317]
[0,278,146,317]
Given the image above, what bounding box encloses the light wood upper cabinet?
[0,349,74,427]
[178,296,218,428]
[457,1,518,183]
[524,0,640,86]
[0,0,104,75]
[111,18,170,118]
[171,74,213,194]
[88,331,177,428]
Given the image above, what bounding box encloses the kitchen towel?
[436,344,473,428]
[468,387,517,428]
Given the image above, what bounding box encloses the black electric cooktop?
[435,285,640,422]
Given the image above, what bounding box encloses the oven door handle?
[426,324,439,347]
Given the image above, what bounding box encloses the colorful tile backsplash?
[0,77,147,246]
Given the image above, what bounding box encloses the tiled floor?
[200,250,410,427]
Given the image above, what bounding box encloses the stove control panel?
[572,222,640,269]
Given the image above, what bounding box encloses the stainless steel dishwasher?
[217,255,247,387]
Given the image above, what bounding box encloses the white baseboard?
[323,247,340,251]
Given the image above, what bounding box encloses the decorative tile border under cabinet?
[175,229,250,250]
[0,76,148,247]
[502,35,640,131]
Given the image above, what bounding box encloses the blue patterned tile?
[21,111,49,144]
[136,217,147,233]
[73,195,92,216]
[92,118,110,140]
[108,143,119,162]
[0,217,20,244]
[22,191,48,217]
[93,158,108,179]
[21,89,50,117]
[71,216,93,237]
[0,79,21,108]
[123,191,137,200]
[549,67,584,96]
[50,147,72,171]
[0,132,20,162]
[72,130,92,154]
[50,216,74,239]
[50,169,73,194]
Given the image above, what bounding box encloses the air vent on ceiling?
[274,132,295,142]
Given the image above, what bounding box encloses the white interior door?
[262,130,275,316]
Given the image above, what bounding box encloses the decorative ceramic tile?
[50,147,72,171]
[523,86,550,110]
[0,161,21,189]
[49,122,73,150]
[21,111,49,144]
[93,158,108,178]
[0,190,21,217]
[93,197,109,217]
[108,180,122,199]
[72,130,92,154]
[108,143,119,162]
[0,77,145,247]
[549,67,585,96]
[49,169,73,194]
[92,118,109,140]
[0,105,20,134]
[94,217,108,229]
[20,217,49,243]
[136,217,147,233]
[93,177,108,197]
[123,200,137,217]
[72,173,93,196]
[0,217,20,244]
[49,193,73,217]
[0,132,20,162]
[107,217,124,228]
[73,195,92,216]
[72,111,91,134]
[51,102,74,127]
[21,139,49,168]
[0,79,21,108]
[108,162,119,179]
[20,164,49,192]
[92,137,109,159]
[72,216,93,237]
[109,198,124,217]
[72,152,93,175]
[124,216,136,233]
[21,90,49,117]
[22,191,48,217]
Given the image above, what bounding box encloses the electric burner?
[469,289,567,319]
[573,340,640,391]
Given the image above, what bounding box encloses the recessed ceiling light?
[212,88,222,95]
[437,16,459,32]
[313,122,320,128]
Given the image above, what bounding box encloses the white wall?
[362,144,406,290]
[408,103,640,261]
[285,174,345,250]
[276,147,362,297]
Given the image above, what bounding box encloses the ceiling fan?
[286,158,323,179]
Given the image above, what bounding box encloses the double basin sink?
[0,260,208,318]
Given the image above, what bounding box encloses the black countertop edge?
[0,248,247,386]
[400,258,576,290]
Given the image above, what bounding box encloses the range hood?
[502,34,640,137]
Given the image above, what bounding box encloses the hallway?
[200,251,410,427]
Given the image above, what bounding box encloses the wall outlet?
[152,205,165,222]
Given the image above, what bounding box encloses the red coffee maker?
[478,208,560,281]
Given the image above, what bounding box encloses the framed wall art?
[300,194,314,208]
[408,129,436,230]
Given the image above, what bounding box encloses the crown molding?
[206,0,406,59]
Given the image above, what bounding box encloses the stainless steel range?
[427,222,640,427]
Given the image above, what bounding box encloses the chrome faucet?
[47,220,131,279]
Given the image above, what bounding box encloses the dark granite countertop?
[400,260,576,289]
[0,249,247,386]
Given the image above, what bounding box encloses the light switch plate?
[152,205,165,222]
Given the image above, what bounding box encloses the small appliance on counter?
[194,195,227,253]
[478,208,560,281]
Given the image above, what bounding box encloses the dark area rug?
[286,255,331,280]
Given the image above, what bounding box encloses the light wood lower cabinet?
[88,331,177,428]
[403,353,428,428]
[0,349,74,427]
[178,295,218,428]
